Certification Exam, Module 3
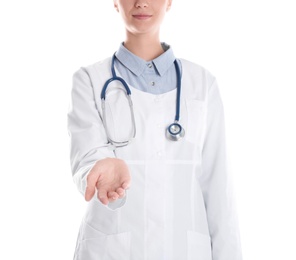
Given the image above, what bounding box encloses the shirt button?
[147,63,152,68]
[151,81,155,86]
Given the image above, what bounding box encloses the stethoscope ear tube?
[127,94,136,139]
[101,96,136,147]
[101,76,131,100]
[101,56,136,147]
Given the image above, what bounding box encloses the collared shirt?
[114,42,182,95]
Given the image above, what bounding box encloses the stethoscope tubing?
[101,53,184,146]
[174,59,181,122]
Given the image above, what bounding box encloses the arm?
[67,67,129,210]
[200,79,243,260]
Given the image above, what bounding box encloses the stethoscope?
[101,53,185,147]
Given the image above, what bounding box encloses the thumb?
[85,185,95,201]
[97,188,109,205]
[84,172,98,201]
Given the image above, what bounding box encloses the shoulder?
[72,57,113,87]
[73,57,112,76]
[179,58,216,84]
[178,58,217,100]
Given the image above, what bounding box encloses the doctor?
[67,0,243,259]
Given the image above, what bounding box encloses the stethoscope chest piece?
[166,122,185,141]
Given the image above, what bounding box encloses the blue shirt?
[114,42,182,95]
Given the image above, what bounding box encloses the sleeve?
[200,79,243,260]
[67,67,127,210]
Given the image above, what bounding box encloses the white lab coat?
[67,57,243,260]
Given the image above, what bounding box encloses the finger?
[85,186,96,201]
[121,180,130,190]
[97,188,109,205]
[85,172,98,201]
[116,187,125,198]
[108,191,119,200]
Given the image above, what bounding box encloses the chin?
[128,24,159,36]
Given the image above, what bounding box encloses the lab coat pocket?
[187,230,212,260]
[185,99,205,145]
[76,221,131,260]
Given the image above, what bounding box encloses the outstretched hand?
[85,157,131,205]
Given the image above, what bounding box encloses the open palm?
[85,158,131,205]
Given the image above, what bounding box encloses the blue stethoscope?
[101,53,185,147]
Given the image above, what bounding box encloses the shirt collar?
[115,42,176,77]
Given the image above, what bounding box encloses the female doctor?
[67,0,243,259]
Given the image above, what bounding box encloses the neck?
[123,31,164,61]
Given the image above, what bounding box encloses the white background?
[0,0,295,259]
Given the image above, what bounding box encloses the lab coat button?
[157,151,163,157]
